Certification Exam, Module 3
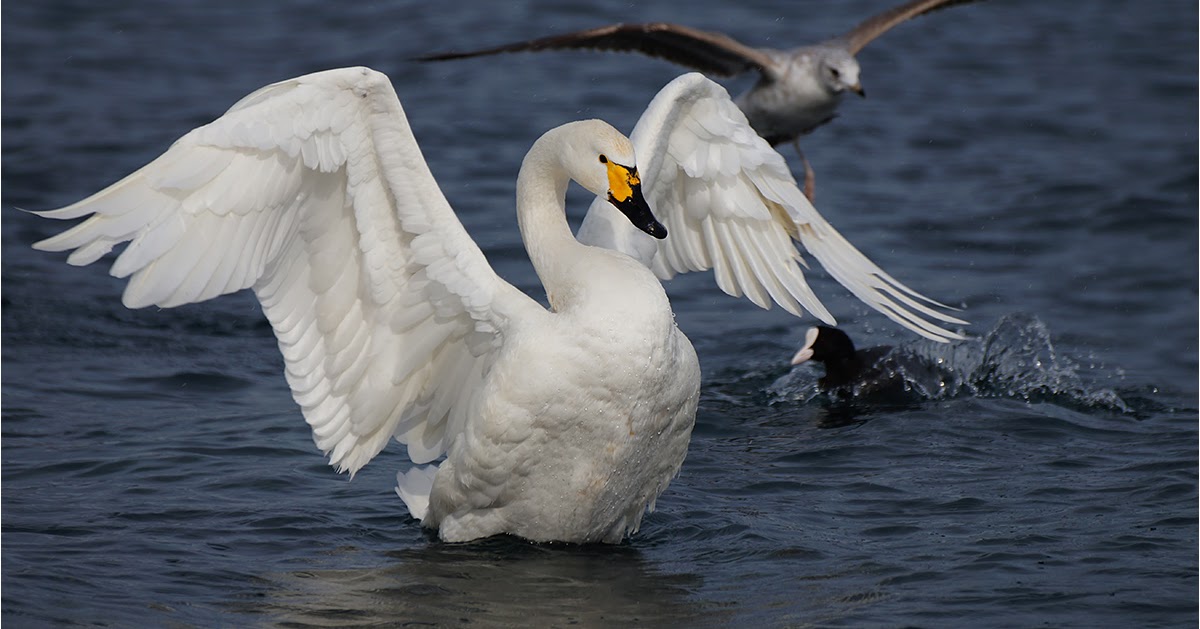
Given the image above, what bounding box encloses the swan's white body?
[34,67,698,544]
[578,73,965,342]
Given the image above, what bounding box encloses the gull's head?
[820,50,864,98]
[562,120,666,240]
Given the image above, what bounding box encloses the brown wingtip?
[412,50,479,62]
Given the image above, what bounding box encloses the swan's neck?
[515,140,594,303]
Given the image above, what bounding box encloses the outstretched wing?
[837,0,985,55]
[34,67,535,475]
[416,22,776,78]
[578,73,965,342]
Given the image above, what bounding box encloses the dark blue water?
[3,1,1196,626]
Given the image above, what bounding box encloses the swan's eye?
[598,155,608,164]
[830,68,841,79]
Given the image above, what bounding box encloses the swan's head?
[819,49,863,98]
[562,120,667,240]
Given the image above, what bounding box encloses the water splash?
[769,313,1130,413]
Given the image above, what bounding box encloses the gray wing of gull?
[416,22,778,79]
[837,0,986,55]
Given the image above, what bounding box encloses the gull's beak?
[849,83,865,98]
[607,162,666,239]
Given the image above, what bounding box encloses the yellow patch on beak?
[606,161,641,203]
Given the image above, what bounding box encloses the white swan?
[33,66,701,544]
[577,73,966,342]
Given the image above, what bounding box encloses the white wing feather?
[578,73,966,342]
[34,66,533,475]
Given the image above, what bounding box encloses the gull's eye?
[599,154,608,164]
[830,67,841,79]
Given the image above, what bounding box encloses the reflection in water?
[239,538,718,627]
[769,313,1131,418]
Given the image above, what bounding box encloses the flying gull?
[417,0,985,200]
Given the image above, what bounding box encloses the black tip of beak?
[610,183,667,240]
[642,219,668,240]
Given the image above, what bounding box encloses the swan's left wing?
[579,73,965,342]
[32,67,536,477]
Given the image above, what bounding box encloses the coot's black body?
[791,326,922,398]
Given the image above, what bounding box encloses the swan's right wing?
[586,73,966,342]
[34,67,535,476]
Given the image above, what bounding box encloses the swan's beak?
[849,82,865,98]
[607,162,666,240]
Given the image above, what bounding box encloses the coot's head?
[791,326,856,366]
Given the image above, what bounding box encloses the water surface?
[3,1,1196,626]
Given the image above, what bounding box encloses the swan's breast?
[430,255,699,542]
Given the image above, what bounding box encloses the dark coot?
[790,325,922,398]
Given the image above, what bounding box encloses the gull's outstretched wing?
[34,66,535,475]
[416,22,776,78]
[578,73,965,341]
[837,0,984,55]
